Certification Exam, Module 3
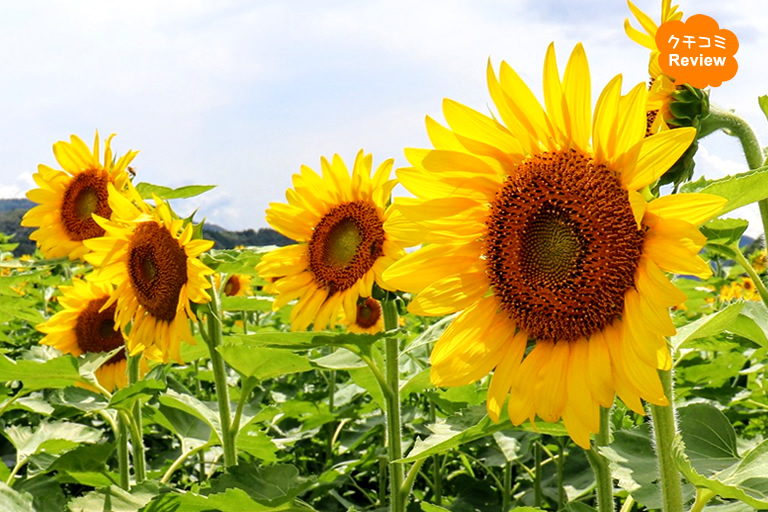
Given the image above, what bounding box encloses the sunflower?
[37,280,147,392]
[625,0,682,79]
[22,132,138,260]
[342,297,385,334]
[83,185,215,363]
[256,151,406,331]
[382,44,726,448]
[215,273,253,297]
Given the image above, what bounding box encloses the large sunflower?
[84,185,214,363]
[342,297,385,334]
[382,44,725,448]
[37,280,146,392]
[256,151,405,331]
[22,132,138,260]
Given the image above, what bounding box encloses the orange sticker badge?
[656,14,738,88]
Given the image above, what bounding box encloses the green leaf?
[221,296,272,312]
[680,166,768,216]
[0,354,85,390]
[729,301,768,349]
[141,488,303,512]
[209,463,313,507]
[235,331,385,353]
[108,379,166,412]
[401,406,568,463]
[759,95,768,123]
[420,504,453,512]
[219,341,313,380]
[135,182,216,200]
[671,302,745,352]
[4,421,102,466]
[311,349,366,370]
[564,504,598,512]
[158,389,223,444]
[49,387,108,412]
[0,481,34,512]
[148,403,212,451]
[15,475,67,512]
[69,482,163,512]
[602,425,670,509]
[235,425,279,463]
[674,438,768,509]
[678,404,739,474]
[701,218,749,246]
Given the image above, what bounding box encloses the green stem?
[557,438,566,511]
[205,286,237,467]
[399,457,426,504]
[534,441,543,508]
[160,443,210,484]
[587,407,614,512]
[731,245,768,307]
[650,369,684,512]
[128,355,146,484]
[690,488,716,512]
[117,413,130,490]
[703,106,768,239]
[383,299,404,512]
[502,461,512,512]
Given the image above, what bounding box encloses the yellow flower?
[342,297,385,334]
[752,250,767,274]
[22,133,138,260]
[37,280,147,392]
[215,273,253,297]
[382,43,725,448]
[256,151,406,331]
[83,186,215,363]
[625,0,683,79]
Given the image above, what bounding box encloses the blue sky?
[1,1,766,236]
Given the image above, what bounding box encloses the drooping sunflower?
[256,151,406,331]
[382,43,726,448]
[37,280,147,392]
[22,132,138,260]
[342,297,385,334]
[84,185,214,363]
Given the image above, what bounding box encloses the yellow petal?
[563,43,591,153]
[622,128,696,190]
[646,193,727,226]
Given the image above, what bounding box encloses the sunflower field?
[2,1,768,512]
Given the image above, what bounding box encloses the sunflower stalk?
[117,413,130,490]
[586,407,613,512]
[127,354,146,484]
[700,106,768,240]
[382,298,405,512]
[204,282,237,468]
[650,369,684,512]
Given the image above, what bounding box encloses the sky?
[1,0,766,237]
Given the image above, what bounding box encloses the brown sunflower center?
[61,169,112,241]
[355,297,382,329]
[224,275,241,296]
[308,201,386,294]
[75,296,126,364]
[485,149,644,343]
[127,221,188,322]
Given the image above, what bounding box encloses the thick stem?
[650,369,684,512]
[704,106,768,238]
[587,407,614,512]
[382,299,404,512]
[502,461,512,512]
[534,441,543,508]
[556,438,566,511]
[117,414,130,490]
[128,355,146,484]
[205,292,237,467]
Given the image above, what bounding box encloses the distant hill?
[0,198,292,256]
